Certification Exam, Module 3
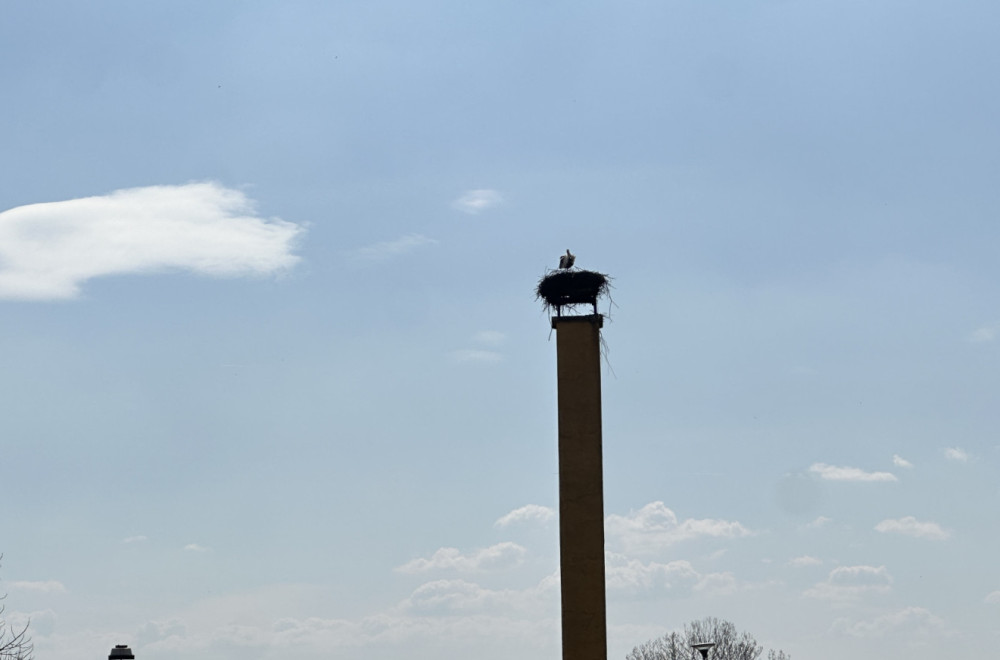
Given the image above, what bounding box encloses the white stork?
[558,248,576,269]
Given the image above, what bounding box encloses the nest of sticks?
[536,269,611,314]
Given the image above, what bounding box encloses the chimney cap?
[109,644,135,659]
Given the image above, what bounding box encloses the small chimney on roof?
[109,645,134,660]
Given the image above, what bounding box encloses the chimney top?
[109,645,135,660]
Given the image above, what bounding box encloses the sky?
[2,1,999,659]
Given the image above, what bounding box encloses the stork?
[558,248,576,269]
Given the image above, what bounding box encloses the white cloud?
[395,542,527,574]
[804,516,833,529]
[789,555,823,567]
[123,535,148,543]
[804,565,892,601]
[450,348,502,364]
[0,182,302,300]
[968,322,1000,343]
[944,447,969,462]
[494,504,555,528]
[452,189,502,214]
[605,502,752,554]
[808,463,898,482]
[352,233,438,262]
[833,607,946,637]
[829,565,892,586]
[892,454,913,468]
[9,580,67,594]
[985,591,1000,604]
[184,543,209,553]
[875,516,950,540]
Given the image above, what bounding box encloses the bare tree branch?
[0,557,33,660]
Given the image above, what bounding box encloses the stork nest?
[536,268,611,314]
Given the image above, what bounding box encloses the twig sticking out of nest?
[536,269,611,315]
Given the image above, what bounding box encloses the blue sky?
[2,2,999,659]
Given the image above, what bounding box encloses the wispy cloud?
[892,454,913,469]
[102,580,560,654]
[804,565,892,601]
[123,535,148,543]
[875,516,950,540]
[399,574,555,617]
[184,543,209,553]
[692,571,742,597]
[0,182,302,300]
[395,542,527,574]
[452,189,502,215]
[352,233,438,263]
[449,348,502,364]
[495,504,556,528]
[944,447,969,462]
[968,322,1000,343]
[9,580,67,593]
[789,555,823,567]
[605,502,752,554]
[450,331,506,365]
[833,607,946,637]
[604,554,700,594]
[985,591,1000,604]
[809,463,898,482]
[474,330,506,346]
[604,553,745,597]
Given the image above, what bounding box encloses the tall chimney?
[552,313,607,660]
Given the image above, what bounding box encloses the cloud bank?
[0,183,302,300]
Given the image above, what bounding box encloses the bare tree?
[626,617,788,660]
[627,631,687,660]
[0,559,32,660]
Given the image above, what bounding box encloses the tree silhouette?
[626,617,789,660]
